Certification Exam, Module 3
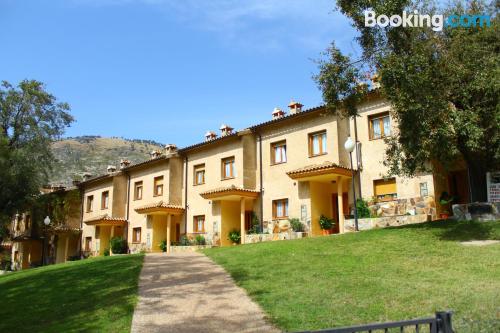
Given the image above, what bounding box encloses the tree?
[316,0,499,201]
[0,80,73,226]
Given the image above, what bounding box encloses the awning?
[200,185,259,200]
[287,161,352,181]
[84,214,127,226]
[134,201,185,215]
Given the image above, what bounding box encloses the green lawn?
[204,220,500,332]
[0,254,144,333]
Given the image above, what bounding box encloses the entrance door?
[175,223,180,243]
[331,193,349,234]
[448,170,470,204]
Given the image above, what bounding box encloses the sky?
[0,0,359,147]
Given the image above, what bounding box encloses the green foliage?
[103,248,110,256]
[289,218,305,232]
[319,215,334,230]
[195,235,206,245]
[228,230,241,244]
[110,237,127,254]
[179,235,191,246]
[319,1,500,201]
[0,80,73,227]
[159,239,167,252]
[247,212,261,234]
[356,198,371,218]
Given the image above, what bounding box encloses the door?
[448,170,470,204]
[175,223,180,243]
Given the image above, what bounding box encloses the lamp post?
[42,216,51,266]
[344,137,359,231]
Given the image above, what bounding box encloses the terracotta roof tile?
[134,201,184,211]
[200,185,259,196]
[286,161,353,177]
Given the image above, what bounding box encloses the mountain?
[50,136,164,185]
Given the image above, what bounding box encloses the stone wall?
[344,214,430,232]
[364,195,437,220]
[452,202,500,221]
[245,231,307,244]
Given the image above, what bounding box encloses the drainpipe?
[184,156,188,234]
[353,115,362,199]
[258,133,264,232]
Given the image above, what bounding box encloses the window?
[25,215,31,230]
[154,176,164,196]
[132,227,142,243]
[193,215,205,233]
[194,164,205,185]
[222,156,235,179]
[101,191,109,209]
[420,182,429,197]
[272,199,289,219]
[369,112,391,139]
[134,181,143,200]
[86,195,94,212]
[373,178,397,201]
[271,141,287,164]
[308,131,327,156]
[84,237,92,251]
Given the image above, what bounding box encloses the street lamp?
[344,137,359,231]
[42,216,51,266]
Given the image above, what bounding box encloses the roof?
[134,200,184,215]
[121,155,169,171]
[249,105,326,131]
[83,214,127,226]
[79,172,117,186]
[286,161,353,179]
[200,185,260,199]
[178,132,239,153]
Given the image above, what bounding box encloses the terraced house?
[11,91,473,265]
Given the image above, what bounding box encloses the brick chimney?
[83,173,92,181]
[120,159,131,169]
[205,131,217,142]
[371,74,381,89]
[220,124,234,137]
[288,100,303,115]
[107,165,116,173]
[150,150,162,159]
[165,144,177,155]
[272,107,285,120]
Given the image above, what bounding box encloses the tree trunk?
[466,159,488,203]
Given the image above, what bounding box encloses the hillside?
[50,136,164,185]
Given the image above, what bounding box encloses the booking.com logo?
[365,10,491,31]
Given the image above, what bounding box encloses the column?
[337,176,344,233]
[166,214,172,254]
[64,236,69,262]
[240,198,246,244]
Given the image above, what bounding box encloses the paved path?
[131,252,279,333]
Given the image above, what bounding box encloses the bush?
[103,248,110,256]
[289,218,304,232]
[228,230,241,244]
[195,235,206,245]
[319,215,334,230]
[110,237,127,254]
[247,213,261,234]
[356,198,371,218]
[159,240,167,252]
[179,235,191,246]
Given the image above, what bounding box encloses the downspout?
[353,115,362,199]
[184,156,188,234]
[258,133,264,231]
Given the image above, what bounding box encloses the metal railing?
[296,311,454,333]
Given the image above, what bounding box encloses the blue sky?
[0,0,359,147]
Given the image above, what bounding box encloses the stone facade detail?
[344,214,430,232]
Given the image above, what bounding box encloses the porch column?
[64,236,69,262]
[337,176,344,233]
[166,214,172,254]
[240,198,246,244]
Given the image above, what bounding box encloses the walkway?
[131,252,279,333]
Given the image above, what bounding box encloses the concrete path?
[131,252,279,333]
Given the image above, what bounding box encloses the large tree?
[0,80,73,227]
[316,0,499,202]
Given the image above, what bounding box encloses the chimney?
[205,131,217,142]
[107,165,117,173]
[272,107,285,120]
[72,179,81,187]
[288,99,303,114]
[219,124,234,137]
[120,159,131,169]
[83,173,92,181]
[371,74,381,89]
[150,150,162,159]
[165,144,177,155]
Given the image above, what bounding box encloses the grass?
[203,220,500,332]
[0,254,144,333]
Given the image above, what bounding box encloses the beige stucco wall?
[350,98,435,201]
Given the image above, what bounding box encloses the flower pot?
[440,213,450,219]
[321,229,332,235]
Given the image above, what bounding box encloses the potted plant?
[319,215,334,235]
[228,230,241,245]
[159,239,167,252]
[439,191,455,219]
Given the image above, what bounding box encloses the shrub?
[159,239,167,252]
[319,215,334,230]
[179,235,191,246]
[356,198,371,218]
[110,237,127,254]
[247,213,261,234]
[289,218,304,232]
[228,230,241,244]
[103,248,110,256]
[195,235,206,245]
